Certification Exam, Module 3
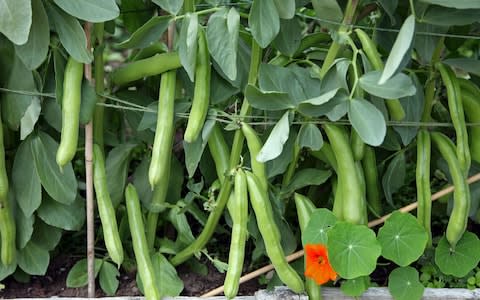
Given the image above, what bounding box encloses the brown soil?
[0,255,263,298]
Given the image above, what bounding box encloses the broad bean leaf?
[348,98,387,146]
[0,0,32,45]
[443,58,480,77]
[388,267,424,300]
[257,111,290,162]
[394,75,424,145]
[118,15,172,49]
[378,0,398,24]
[421,6,480,26]
[435,232,480,277]
[207,8,239,81]
[419,0,480,9]
[99,262,120,296]
[0,257,17,281]
[66,258,103,287]
[360,71,416,99]
[53,48,66,106]
[152,0,183,15]
[31,219,62,251]
[249,0,280,48]
[120,0,152,34]
[266,129,296,178]
[31,132,77,204]
[79,80,97,125]
[14,0,49,70]
[379,15,415,84]
[184,119,215,177]
[281,169,331,195]
[273,18,302,56]
[16,208,34,249]
[298,123,323,151]
[273,0,295,19]
[13,138,41,217]
[382,152,406,207]
[414,23,447,64]
[42,98,62,132]
[53,0,119,22]
[17,241,49,276]
[179,13,198,82]
[45,2,92,63]
[37,195,85,231]
[321,58,350,92]
[137,253,184,298]
[20,96,41,140]
[311,0,343,30]
[244,85,294,111]
[106,144,137,207]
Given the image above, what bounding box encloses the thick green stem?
[93,23,105,149]
[183,0,195,13]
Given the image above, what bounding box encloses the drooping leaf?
[273,17,302,56]
[360,71,416,99]
[435,232,480,277]
[106,144,136,207]
[137,253,184,298]
[99,262,120,296]
[443,58,480,77]
[17,241,49,276]
[14,0,49,70]
[378,212,428,266]
[117,16,172,49]
[298,123,323,151]
[421,6,480,26]
[0,258,17,281]
[266,129,296,178]
[31,132,77,205]
[179,13,198,82]
[79,80,97,125]
[66,258,103,288]
[348,98,387,146]
[244,85,295,111]
[281,169,331,195]
[120,0,153,34]
[257,111,290,162]
[53,0,119,22]
[16,207,34,249]
[382,152,406,207]
[207,8,239,81]
[311,0,343,30]
[273,0,295,19]
[378,0,398,24]
[302,208,337,246]
[327,223,381,279]
[419,0,480,9]
[248,0,280,48]
[379,15,415,84]
[20,96,41,140]
[152,0,183,15]
[37,195,85,231]
[184,120,215,178]
[0,0,32,45]
[388,267,425,300]
[31,219,63,251]
[13,138,41,217]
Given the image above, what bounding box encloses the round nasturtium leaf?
[377,211,428,266]
[388,266,424,300]
[340,276,370,297]
[327,222,381,279]
[435,231,480,278]
[302,208,337,246]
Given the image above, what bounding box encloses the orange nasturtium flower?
[304,244,337,285]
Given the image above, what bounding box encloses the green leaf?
[53,0,119,22]
[37,195,85,231]
[106,144,136,207]
[378,0,398,24]
[327,222,381,279]
[17,241,49,276]
[184,120,215,178]
[282,169,331,195]
[394,75,424,145]
[2,55,38,130]
[0,258,17,281]
[379,15,415,84]
[99,261,120,296]
[152,0,183,15]
[435,232,480,277]
[382,152,406,207]
[120,0,152,34]
[0,0,32,45]
[311,0,343,30]
[378,211,428,266]
[359,71,416,99]
[419,0,480,9]
[273,17,302,56]
[66,258,103,288]
[266,129,296,178]
[273,0,295,19]
[31,132,77,205]
[31,219,62,251]
[443,58,480,77]
[340,276,370,297]
[53,48,66,105]
[388,267,425,300]
[245,85,294,111]
[206,8,239,81]
[45,2,92,63]
[248,0,280,48]
[13,138,41,217]
[79,80,96,125]
[179,13,198,82]
[137,253,184,297]
[298,123,323,151]
[14,0,49,70]
[16,209,34,249]
[302,208,337,246]
[42,98,62,132]
[257,111,290,162]
[421,6,480,26]
[301,88,341,106]
[348,98,387,147]
[20,96,41,140]
[118,16,172,49]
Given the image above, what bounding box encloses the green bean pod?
[184,29,211,143]
[431,132,470,248]
[355,28,405,121]
[241,122,268,192]
[416,130,432,245]
[351,130,365,161]
[207,123,230,183]
[224,169,248,299]
[93,144,124,267]
[148,70,176,192]
[56,57,83,170]
[0,121,8,201]
[458,79,480,164]
[294,193,322,300]
[125,184,160,300]
[436,63,471,174]
[362,146,382,217]
[323,124,365,224]
[245,171,304,293]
